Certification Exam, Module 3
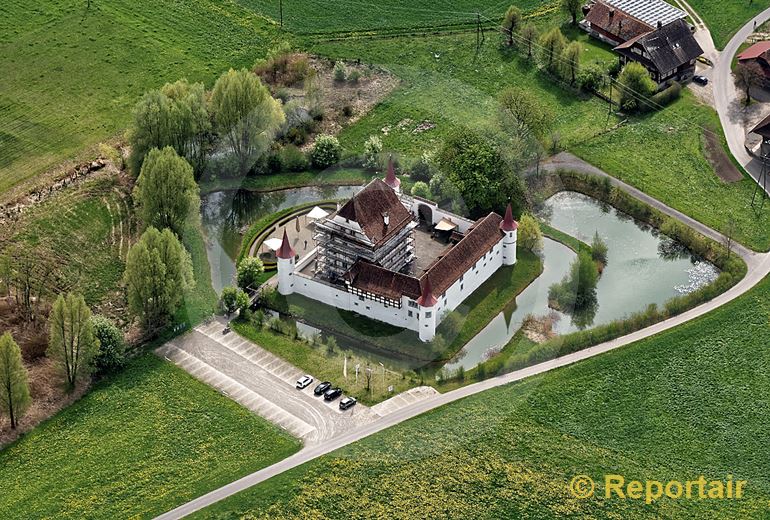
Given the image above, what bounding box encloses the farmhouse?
[615,18,703,85]
[581,0,702,86]
[276,173,518,342]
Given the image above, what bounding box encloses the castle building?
[276,174,518,342]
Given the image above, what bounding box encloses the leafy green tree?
[436,128,526,217]
[562,0,582,25]
[333,61,347,82]
[161,79,211,174]
[123,227,194,332]
[220,286,249,316]
[502,6,523,46]
[539,28,566,72]
[518,214,543,254]
[562,41,582,85]
[410,181,431,199]
[48,293,99,390]
[237,256,265,290]
[0,332,30,429]
[91,315,127,376]
[210,68,285,176]
[311,134,342,169]
[521,24,539,59]
[735,61,763,105]
[499,86,555,142]
[617,62,657,112]
[362,135,383,170]
[133,147,200,236]
[591,231,608,266]
[127,80,210,176]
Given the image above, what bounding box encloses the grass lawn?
[193,270,770,519]
[264,247,542,365]
[1,173,131,306]
[571,91,770,251]
[238,0,554,35]
[177,221,220,327]
[0,0,281,197]
[0,354,300,520]
[686,0,769,49]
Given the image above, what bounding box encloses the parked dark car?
[692,75,708,86]
[323,387,343,401]
[296,375,313,390]
[314,381,332,396]
[339,396,357,410]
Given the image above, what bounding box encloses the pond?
[201,185,361,293]
[443,191,720,372]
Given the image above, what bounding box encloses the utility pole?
[606,80,613,126]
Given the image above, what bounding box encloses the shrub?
[221,286,249,315]
[286,56,310,85]
[363,135,383,170]
[333,61,346,82]
[237,256,265,289]
[274,87,291,104]
[311,134,342,169]
[409,152,433,182]
[348,69,361,84]
[341,104,354,117]
[411,181,430,199]
[280,144,309,172]
[91,315,127,376]
[265,149,283,173]
[577,63,605,92]
[649,81,682,110]
[518,214,543,254]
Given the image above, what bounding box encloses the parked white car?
[296,375,314,389]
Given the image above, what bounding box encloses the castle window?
[426,311,432,318]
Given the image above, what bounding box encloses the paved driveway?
[156,319,379,445]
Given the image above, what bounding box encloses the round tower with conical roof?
[276,229,296,295]
[500,203,518,266]
[417,276,438,342]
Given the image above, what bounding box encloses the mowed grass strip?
[685,0,770,49]
[0,354,300,520]
[193,273,770,519]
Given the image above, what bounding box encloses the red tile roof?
[585,0,653,44]
[276,229,296,259]
[738,41,770,60]
[499,203,518,232]
[345,212,506,302]
[336,179,412,247]
[384,157,401,190]
[416,277,438,307]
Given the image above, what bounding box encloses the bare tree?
[735,62,763,105]
[723,217,739,260]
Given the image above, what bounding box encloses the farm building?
[737,41,770,79]
[580,0,686,45]
[615,18,703,86]
[581,0,701,86]
[276,173,519,342]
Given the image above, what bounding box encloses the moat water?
[443,191,719,371]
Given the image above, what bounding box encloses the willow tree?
[123,227,194,332]
[0,332,30,429]
[502,6,522,46]
[210,69,285,176]
[48,293,99,390]
[133,146,200,236]
[539,28,566,72]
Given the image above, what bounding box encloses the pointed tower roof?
[383,156,400,190]
[416,276,438,307]
[499,203,518,232]
[276,229,296,259]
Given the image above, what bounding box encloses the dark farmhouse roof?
[345,212,506,302]
[584,0,653,43]
[335,179,412,247]
[615,18,702,74]
[751,112,770,139]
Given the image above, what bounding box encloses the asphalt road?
[714,6,770,193]
[155,157,770,519]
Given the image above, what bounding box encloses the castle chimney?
[657,20,663,29]
[383,212,390,227]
